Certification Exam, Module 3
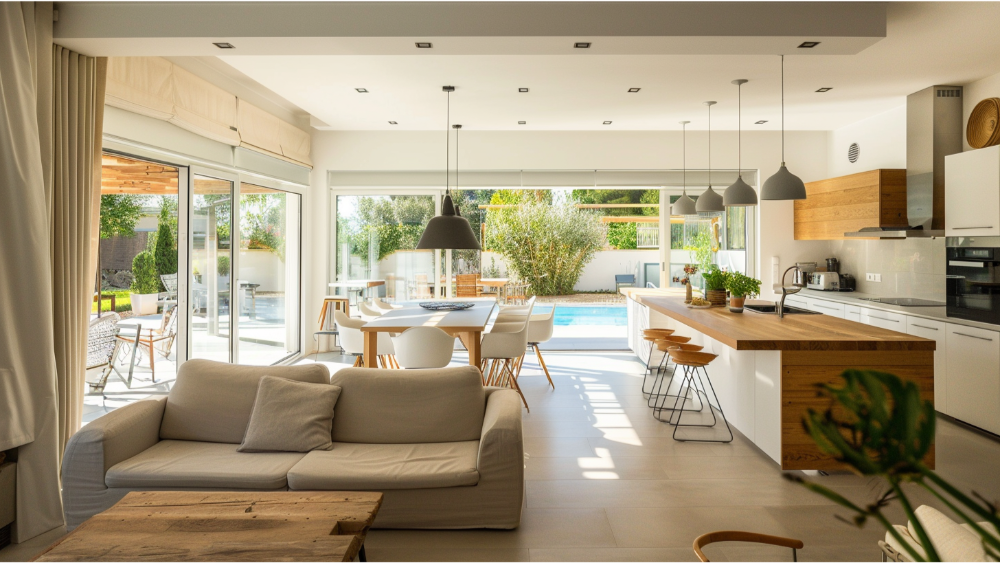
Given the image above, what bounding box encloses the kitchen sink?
[744,304,821,315]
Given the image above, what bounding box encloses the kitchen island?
[625,290,935,470]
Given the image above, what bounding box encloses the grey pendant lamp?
[761,55,807,201]
[723,79,758,207]
[672,121,697,216]
[696,101,725,214]
[417,86,482,250]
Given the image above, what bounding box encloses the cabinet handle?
[911,324,939,331]
[815,304,839,310]
[949,261,985,268]
[869,315,900,322]
[952,226,994,230]
[954,331,994,342]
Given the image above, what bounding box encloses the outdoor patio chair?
[87,313,143,395]
[615,274,636,292]
[409,274,433,300]
[159,273,178,307]
[456,273,482,298]
[115,305,178,382]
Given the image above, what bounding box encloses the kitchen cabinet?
[906,317,948,415]
[845,304,862,323]
[860,308,907,332]
[809,299,846,318]
[783,295,811,310]
[946,323,1000,434]
[794,169,908,240]
[945,145,1000,237]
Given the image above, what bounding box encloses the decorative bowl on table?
[418,302,475,311]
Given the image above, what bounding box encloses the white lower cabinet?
[783,295,810,310]
[845,305,862,323]
[946,324,1000,434]
[861,308,907,332]
[906,317,948,415]
[809,300,846,318]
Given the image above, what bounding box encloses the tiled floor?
[6,351,1000,562]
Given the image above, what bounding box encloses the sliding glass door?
[190,173,234,362]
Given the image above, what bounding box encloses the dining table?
[359,299,497,368]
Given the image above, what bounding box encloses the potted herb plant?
[701,266,730,307]
[129,250,160,315]
[725,272,762,313]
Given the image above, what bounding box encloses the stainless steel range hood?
[845,85,963,239]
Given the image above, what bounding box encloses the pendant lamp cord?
[682,122,686,194]
[781,54,785,164]
[455,124,459,191]
[707,103,712,187]
[446,89,451,196]
[737,81,742,178]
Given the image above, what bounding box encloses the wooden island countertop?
[637,295,936,352]
[628,293,935,470]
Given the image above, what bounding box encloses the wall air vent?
[937,88,961,98]
[848,143,860,163]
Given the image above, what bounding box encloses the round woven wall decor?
[967,97,1000,149]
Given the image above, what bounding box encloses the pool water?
[542,305,627,326]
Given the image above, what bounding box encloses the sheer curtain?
[0,2,107,543]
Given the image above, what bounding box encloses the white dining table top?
[328,279,385,288]
[360,299,497,333]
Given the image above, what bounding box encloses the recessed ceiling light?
[519,88,529,93]
[213,42,235,49]
[518,121,526,125]
[574,42,591,49]
[755,120,768,124]
[628,88,641,93]
[415,42,432,48]
[798,41,820,48]
[816,87,833,93]
[388,121,398,125]
[603,121,612,125]
[355,88,369,93]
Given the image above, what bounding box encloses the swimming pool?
[540,305,627,327]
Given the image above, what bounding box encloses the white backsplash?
[827,238,946,300]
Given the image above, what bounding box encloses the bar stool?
[318,296,350,330]
[641,329,675,394]
[646,336,702,412]
[645,335,692,407]
[655,347,733,443]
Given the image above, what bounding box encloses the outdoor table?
[329,280,386,304]
[478,277,510,301]
[359,299,496,369]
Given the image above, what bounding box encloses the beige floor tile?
[523,437,596,458]
[0,526,66,562]
[763,505,887,547]
[587,435,759,458]
[524,455,673,481]
[718,543,881,562]
[365,509,617,550]
[605,506,792,548]
[365,547,531,562]
[529,547,703,561]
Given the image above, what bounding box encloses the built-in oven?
[947,237,1000,325]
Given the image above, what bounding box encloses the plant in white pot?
[725,272,761,313]
[129,250,160,315]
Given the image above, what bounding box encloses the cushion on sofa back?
[329,366,486,443]
[159,359,331,444]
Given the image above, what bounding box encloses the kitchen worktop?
[799,289,1000,332]
[637,295,936,351]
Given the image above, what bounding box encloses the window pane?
[191,175,233,362]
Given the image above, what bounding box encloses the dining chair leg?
[504,359,530,411]
[352,355,363,367]
[532,345,555,389]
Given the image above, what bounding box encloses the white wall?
[238,249,285,292]
[826,105,906,178]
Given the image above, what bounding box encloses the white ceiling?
[214,2,1000,132]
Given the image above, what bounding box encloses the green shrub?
[130,251,159,294]
[217,255,230,277]
[154,218,177,291]
[606,222,638,250]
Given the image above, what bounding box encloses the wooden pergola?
[101,154,274,195]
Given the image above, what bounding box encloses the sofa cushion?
[239,377,342,453]
[329,366,485,444]
[910,505,988,562]
[160,359,330,444]
[106,440,304,489]
[287,441,480,491]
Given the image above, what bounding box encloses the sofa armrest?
[477,389,523,480]
[62,397,166,490]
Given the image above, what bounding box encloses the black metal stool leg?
[672,365,733,443]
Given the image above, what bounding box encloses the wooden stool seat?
[643,328,674,336]
[656,341,703,352]
[667,348,717,367]
[654,334,691,344]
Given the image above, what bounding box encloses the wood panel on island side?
[634,295,935,471]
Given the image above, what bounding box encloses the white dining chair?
[391,327,456,368]
[494,296,536,324]
[481,299,535,410]
[372,297,402,311]
[334,310,397,368]
[358,302,383,321]
[526,305,556,389]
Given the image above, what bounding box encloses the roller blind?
[105,57,312,167]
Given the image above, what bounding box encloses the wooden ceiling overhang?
[101,154,275,195]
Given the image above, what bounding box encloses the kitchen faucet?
[776,265,805,318]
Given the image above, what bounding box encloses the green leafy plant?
[100,194,147,239]
[217,255,230,277]
[130,251,159,295]
[485,200,606,295]
[725,272,761,298]
[606,222,638,250]
[701,266,729,291]
[154,207,177,291]
[786,370,1000,562]
[683,229,715,274]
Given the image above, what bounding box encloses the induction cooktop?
[858,297,946,307]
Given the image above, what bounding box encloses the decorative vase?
[706,289,727,307]
[685,283,693,304]
[729,295,746,313]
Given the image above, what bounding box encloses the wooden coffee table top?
[33,491,383,562]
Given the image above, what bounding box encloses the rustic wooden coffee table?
[33,491,382,562]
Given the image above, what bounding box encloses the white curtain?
[0,2,107,543]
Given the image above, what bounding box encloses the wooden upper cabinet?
[793,169,908,240]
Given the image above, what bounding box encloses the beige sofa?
[62,360,524,530]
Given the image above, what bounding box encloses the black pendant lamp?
[696,101,725,214]
[417,86,482,250]
[761,55,807,201]
[723,79,758,207]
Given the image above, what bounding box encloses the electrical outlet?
[866,273,882,282]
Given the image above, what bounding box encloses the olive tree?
[485,202,606,296]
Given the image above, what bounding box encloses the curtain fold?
[0,2,107,543]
